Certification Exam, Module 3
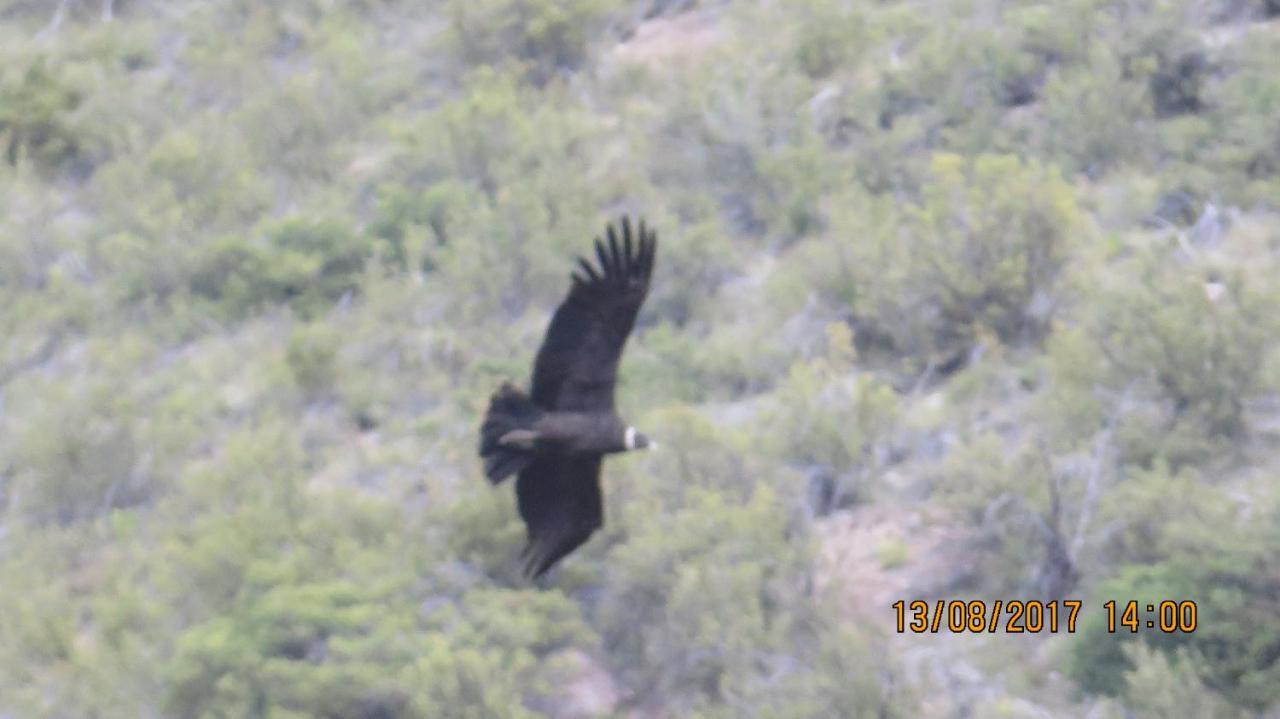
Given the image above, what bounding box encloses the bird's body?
[478,217,657,579]
[496,409,631,455]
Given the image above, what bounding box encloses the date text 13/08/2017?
[891,599,1198,634]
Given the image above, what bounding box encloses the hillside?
[2,0,1280,716]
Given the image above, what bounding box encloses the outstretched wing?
[515,455,603,579]
[530,217,656,412]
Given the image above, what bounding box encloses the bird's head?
[624,426,656,451]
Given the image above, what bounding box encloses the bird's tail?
[479,382,542,484]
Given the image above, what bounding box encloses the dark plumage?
[479,217,657,579]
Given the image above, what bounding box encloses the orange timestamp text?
[1104,600,1198,633]
[893,599,1200,635]
[892,599,1083,634]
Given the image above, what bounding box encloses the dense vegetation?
[2,0,1279,716]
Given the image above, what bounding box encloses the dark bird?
[479,217,658,579]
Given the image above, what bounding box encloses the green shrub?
[170,562,593,718]
[836,153,1082,374]
[1069,518,1280,712]
[1112,6,1209,119]
[1096,462,1237,567]
[1039,43,1149,175]
[1067,563,1196,697]
[446,0,619,84]
[369,180,472,272]
[762,323,899,512]
[5,376,145,525]
[0,57,83,170]
[1120,644,1242,719]
[623,404,764,510]
[286,322,341,397]
[165,581,388,717]
[719,621,915,718]
[909,153,1080,343]
[598,487,810,706]
[85,124,269,242]
[1093,258,1278,464]
[754,130,842,244]
[787,0,869,78]
[236,76,349,180]
[1211,34,1280,203]
[267,216,371,309]
[187,216,371,319]
[937,432,1081,597]
[869,15,1044,155]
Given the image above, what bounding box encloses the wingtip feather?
[576,257,600,282]
[645,231,652,272]
[607,225,622,280]
[623,224,634,269]
[576,218,658,289]
[593,238,612,278]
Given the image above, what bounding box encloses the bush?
[447,0,620,84]
[0,57,83,170]
[761,323,899,514]
[937,432,1081,598]
[838,153,1082,374]
[621,404,764,510]
[369,180,472,272]
[5,375,146,525]
[187,216,371,319]
[1070,493,1280,711]
[286,322,341,397]
[1093,257,1278,464]
[85,125,269,244]
[165,580,593,718]
[1039,43,1149,175]
[1096,461,1237,567]
[1114,8,1209,119]
[1119,644,1242,719]
[143,128,271,230]
[164,580,415,719]
[267,216,371,309]
[787,0,868,78]
[597,487,809,707]
[1211,33,1280,203]
[236,76,351,180]
[753,130,842,245]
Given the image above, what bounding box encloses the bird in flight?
[479,216,658,579]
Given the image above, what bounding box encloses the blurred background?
[2,0,1280,716]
